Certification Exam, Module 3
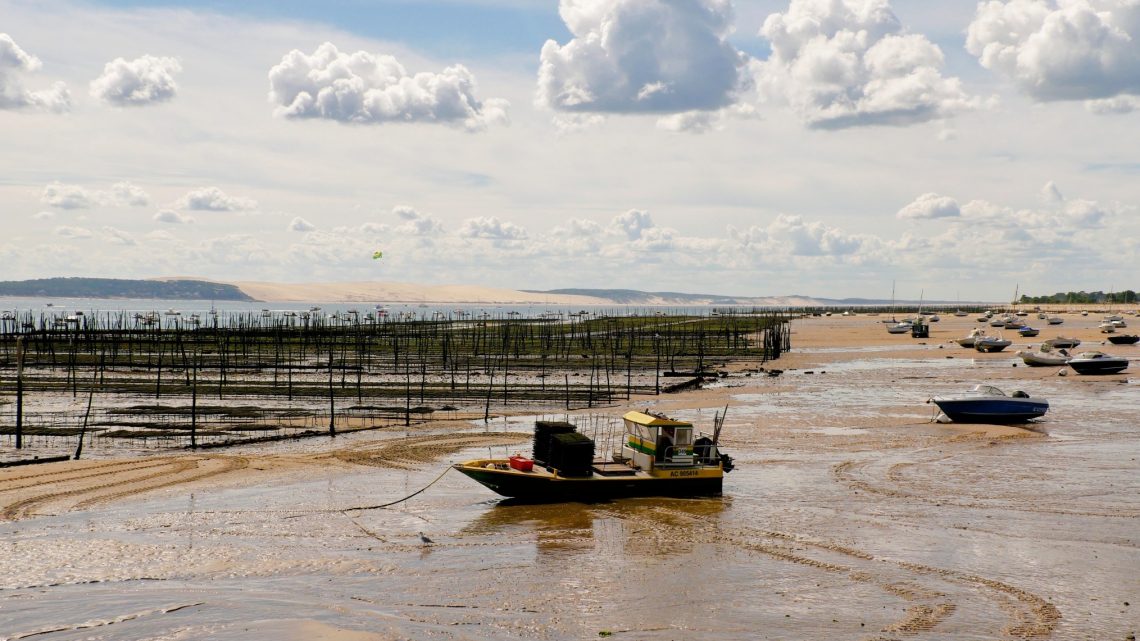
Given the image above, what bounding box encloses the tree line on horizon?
[1019,290,1137,305]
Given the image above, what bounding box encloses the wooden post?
[15,336,25,450]
[328,347,336,436]
[191,355,198,449]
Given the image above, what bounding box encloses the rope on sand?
[343,465,453,512]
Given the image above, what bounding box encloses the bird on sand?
[418,532,434,546]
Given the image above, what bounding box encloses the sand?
[233,280,609,305]
[1,311,1136,640]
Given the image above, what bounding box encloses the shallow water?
[2,343,1138,640]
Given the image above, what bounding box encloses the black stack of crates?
[533,421,577,465]
[547,431,595,477]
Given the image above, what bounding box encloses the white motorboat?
[887,321,913,334]
[1018,345,1071,367]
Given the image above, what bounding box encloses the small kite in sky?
[372,250,383,260]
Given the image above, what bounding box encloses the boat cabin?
[622,410,697,469]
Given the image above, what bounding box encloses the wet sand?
[1,312,1137,640]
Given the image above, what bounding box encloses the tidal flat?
[1,314,1137,640]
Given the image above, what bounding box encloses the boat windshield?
[969,385,1007,396]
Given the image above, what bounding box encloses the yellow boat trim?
[623,410,693,427]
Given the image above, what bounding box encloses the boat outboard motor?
[720,452,735,473]
[1012,390,1029,398]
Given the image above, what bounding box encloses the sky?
[1,0,1138,301]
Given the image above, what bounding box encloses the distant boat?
[929,384,1049,424]
[1068,352,1129,375]
[911,318,929,338]
[1099,322,1116,334]
[1018,326,1040,337]
[887,321,913,334]
[954,310,969,317]
[975,334,1012,352]
[1047,316,1064,325]
[1107,334,1139,345]
[956,328,983,347]
[1018,347,1071,367]
[1043,336,1081,349]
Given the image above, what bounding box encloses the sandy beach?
[1,311,1136,640]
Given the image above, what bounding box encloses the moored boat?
[1106,334,1139,345]
[1018,326,1040,337]
[1043,336,1081,349]
[1018,346,1071,367]
[453,411,734,501]
[887,321,912,334]
[929,384,1049,423]
[1068,352,1129,375]
[956,328,983,347]
[974,334,1012,352]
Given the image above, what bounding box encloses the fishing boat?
[452,411,735,501]
[974,334,1012,353]
[929,384,1049,423]
[911,318,929,338]
[1017,346,1071,367]
[1068,352,1129,375]
[1107,334,1139,345]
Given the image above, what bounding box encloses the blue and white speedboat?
[929,385,1049,424]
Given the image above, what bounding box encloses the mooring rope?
[342,465,453,512]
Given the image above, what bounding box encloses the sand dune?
[233,281,610,305]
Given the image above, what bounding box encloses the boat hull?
[1068,360,1129,375]
[1107,335,1139,345]
[453,462,723,501]
[931,398,1048,423]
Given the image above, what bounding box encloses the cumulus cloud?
[268,42,509,131]
[392,205,445,236]
[288,217,316,232]
[958,182,1116,231]
[0,33,70,112]
[757,0,975,129]
[459,216,527,240]
[90,55,181,106]
[177,187,257,211]
[41,181,150,209]
[33,211,55,220]
[896,193,961,219]
[610,209,656,240]
[154,209,193,224]
[537,0,750,115]
[966,0,1140,103]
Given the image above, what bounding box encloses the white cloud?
[154,209,193,224]
[459,216,527,240]
[1085,94,1140,114]
[54,225,92,239]
[90,55,181,106]
[288,216,316,232]
[268,42,509,131]
[610,209,655,240]
[1041,180,1063,203]
[967,0,1140,102]
[102,226,136,245]
[896,193,961,219]
[551,112,604,134]
[33,211,55,220]
[758,0,975,129]
[41,181,150,209]
[392,205,445,236]
[0,33,70,112]
[177,187,257,211]
[537,0,750,114]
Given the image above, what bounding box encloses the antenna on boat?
[712,405,728,446]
